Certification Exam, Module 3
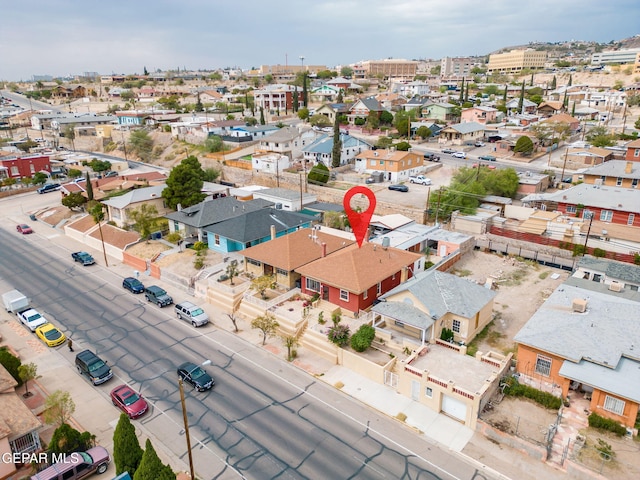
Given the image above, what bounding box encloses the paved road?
[1,192,496,480]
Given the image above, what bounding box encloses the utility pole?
[435,188,443,226]
[582,212,594,256]
[423,186,431,224]
[560,148,569,184]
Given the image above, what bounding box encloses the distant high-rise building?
[440,57,474,78]
[32,74,53,82]
[487,49,546,74]
[359,59,417,80]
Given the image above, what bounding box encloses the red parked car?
[110,384,148,419]
[16,224,33,234]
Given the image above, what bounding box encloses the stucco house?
[296,242,423,314]
[203,208,313,253]
[242,227,355,289]
[377,269,497,346]
[313,103,351,124]
[101,184,170,228]
[580,160,640,189]
[354,149,425,181]
[439,122,485,145]
[514,275,640,428]
[460,106,498,124]
[302,133,371,167]
[257,126,318,160]
[421,102,456,122]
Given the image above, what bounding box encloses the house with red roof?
[295,242,423,314]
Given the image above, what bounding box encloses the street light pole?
[178,360,211,480]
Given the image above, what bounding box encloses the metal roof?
[101,184,165,209]
[559,357,640,403]
[522,182,640,211]
[372,301,435,330]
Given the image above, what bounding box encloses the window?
[593,274,602,282]
[246,258,261,267]
[276,268,288,277]
[425,387,433,398]
[306,278,320,293]
[629,214,635,226]
[214,234,220,246]
[30,164,35,173]
[635,149,640,158]
[370,159,376,167]
[376,282,382,296]
[616,177,623,186]
[394,320,405,328]
[534,355,552,377]
[10,166,18,176]
[379,160,384,166]
[340,290,349,301]
[363,289,368,300]
[600,210,613,222]
[632,179,638,189]
[604,395,625,415]
[566,205,576,214]
[452,319,461,333]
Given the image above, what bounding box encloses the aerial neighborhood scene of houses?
[2,14,640,480]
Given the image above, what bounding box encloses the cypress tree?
[502,85,508,102]
[292,88,298,113]
[302,73,308,108]
[331,115,341,168]
[459,78,465,103]
[113,414,144,476]
[85,171,93,201]
[530,73,534,86]
[465,83,469,102]
[518,82,525,112]
[568,74,572,87]
[133,439,175,480]
[551,76,557,90]
[259,107,265,125]
[336,89,344,104]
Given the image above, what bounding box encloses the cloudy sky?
[2,0,639,81]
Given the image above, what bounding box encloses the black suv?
[144,285,173,307]
[75,349,113,385]
[37,183,60,194]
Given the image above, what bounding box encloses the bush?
[502,378,562,409]
[328,324,350,347]
[588,413,627,436]
[440,328,454,342]
[165,232,182,244]
[0,347,22,386]
[308,163,330,185]
[593,248,606,258]
[350,324,376,352]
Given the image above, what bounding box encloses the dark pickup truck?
[75,349,113,385]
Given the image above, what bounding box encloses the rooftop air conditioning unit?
[609,282,623,292]
[572,298,587,313]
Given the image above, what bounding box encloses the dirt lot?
[450,249,569,355]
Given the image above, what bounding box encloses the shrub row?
[503,379,562,410]
[588,413,627,436]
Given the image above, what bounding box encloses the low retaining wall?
[476,418,548,462]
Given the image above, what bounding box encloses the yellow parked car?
[35,323,67,347]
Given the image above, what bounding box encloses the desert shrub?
[328,324,350,347]
[588,413,627,436]
[350,324,376,352]
[165,232,182,244]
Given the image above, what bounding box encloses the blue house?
[204,208,314,253]
[302,133,371,166]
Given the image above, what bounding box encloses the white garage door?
[442,395,467,422]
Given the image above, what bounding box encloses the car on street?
[35,322,67,347]
[178,361,214,391]
[441,147,456,154]
[17,307,48,332]
[451,151,467,159]
[31,446,110,479]
[75,349,113,385]
[36,183,60,194]
[472,163,497,170]
[16,224,33,234]
[474,141,486,147]
[144,285,173,307]
[123,277,145,294]
[388,184,409,192]
[110,384,149,419]
[478,155,497,161]
[72,251,95,265]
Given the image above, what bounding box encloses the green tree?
[89,159,112,172]
[379,110,394,125]
[128,204,158,241]
[340,66,353,77]
[162,156,206,209]
[459,78,465,104]
[43,390,75,426]
[251,313,279,345]
[586,126,616,147]
[113,413,144,476]
[0,347,22,386]
[250,275,276,300]
[49,423,94,455]
[281,335,299,361]
[90,203,108,266]
[365,111,380,130]
[309,114,331,127]
[128,130,155,162]
[350,324,376,352]
[550,76,557,90]
[204,135,224,153]
[18,362,37,397]
[195,93,204,112]
[308,162,330,184]
[133,439,176,480]
[415,126,432,139]
[635,117,640,130]
[61,192,87,210]
[395,141,411,151]
[517,82,525,112]
[375,136,393,148]
[297,107,309,122]
[331,115,342,168]
[336,89,344,104]
[85,172,94,201]
[259,106,265,125]
[514,136,534,155]
[292,88,299,113]
[32,172,48,185]
[502,85,508,102]
[302,73,308,107]
[202,167,220,182]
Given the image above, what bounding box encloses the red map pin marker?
[343,186,376,248]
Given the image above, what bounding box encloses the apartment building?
[360,59,418,80]
[440,56,475,78]
[591,48,640,65]
[487,49,547,74]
